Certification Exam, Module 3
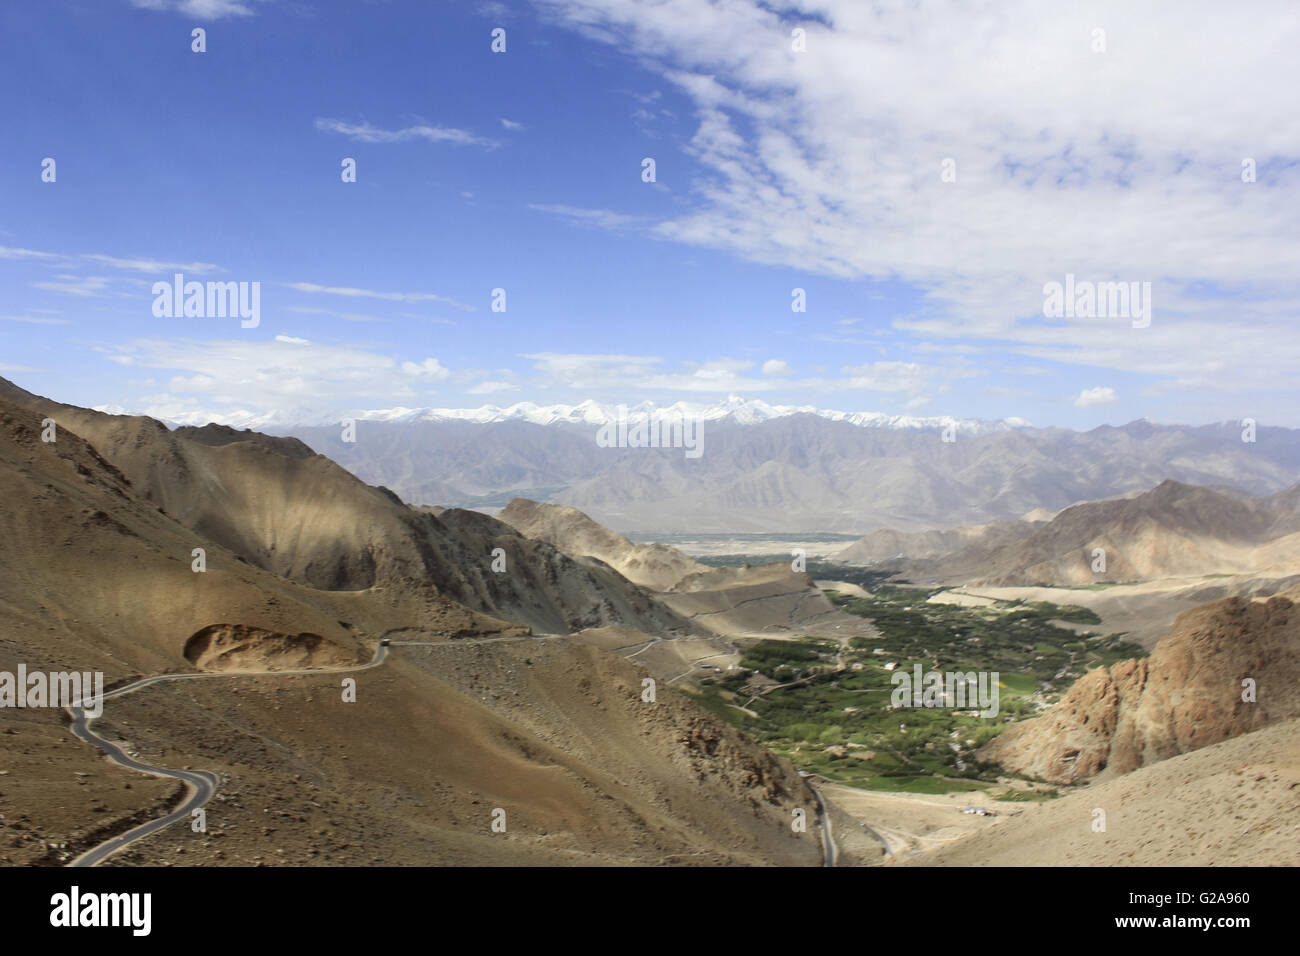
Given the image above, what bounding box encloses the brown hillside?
[979,595,1300,783]
[499,497,706,590]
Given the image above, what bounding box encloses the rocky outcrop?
[979,596,1300,783]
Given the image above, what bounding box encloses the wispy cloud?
[3,244,222,304]
[82,253,220,274]
[100,336,460,418]
[528,203,646,232]
[2,314,72,325]
[537,0,1300,396]
[397,312,455,326]
[2,245,218,274]
[315,118,498,149]
[33,275,111,297]
[520,351,961,399]
[286,305,379,323]
[130,0,259,20]
[284,281,475,311]
[0,246,61,261]
[467,380,519,395]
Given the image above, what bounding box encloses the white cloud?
[82,254,220,274]
[841,361,947,395]
[536,0,1300,395]
[130,0,258,19]
[1075,386,1118,408]
[528,204,646,231]
[284,281,474,311]
[500,118,525,130]
[0,246,60,261]
[315,118,498,149]
[467,380,520,394]
[101,338,457,415]
[2,245,218,273]
[2,314,71,325]
[33,275,110,297]
[401,358,450,380]
[761,358,792,376]
[521,352,957,398]
[397,312,455,325]
[4,245,223,303]
[287,305,379,323]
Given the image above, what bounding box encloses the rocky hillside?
[904,718,1299,866]
[0,377,686,636]
[979,595,1300,783]
[0,386,823,866]
[499,498,706,589]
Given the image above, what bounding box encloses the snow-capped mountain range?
[98,394,1033,434]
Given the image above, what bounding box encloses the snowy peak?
[354,396,1029,434]
[100,394,1032,433]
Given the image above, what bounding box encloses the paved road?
[66,722,220,868]
[63,644,394,867]
[65,633,562,866]
[66,631,832,868]
[808,782,839,867]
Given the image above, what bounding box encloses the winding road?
[63,636,563,867]
[63,644,394,867]
[63,631,839,868]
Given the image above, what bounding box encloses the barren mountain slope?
[0,391,823,866]
[658,562,878,642]
[81,639,824,867]
[835,517,1040,564]
[499,498,707,589]
[853,480,1300,587]
[0,377,685,636]
[979,595,1300,784]
[901,718,1299,867]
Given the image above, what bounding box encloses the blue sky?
[3,0,1299,427]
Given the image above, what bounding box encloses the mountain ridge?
[93,392,1033,433]
[843,478,1300,587]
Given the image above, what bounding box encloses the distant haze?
[276,413,1300,534]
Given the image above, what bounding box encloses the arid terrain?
[895,718,1300,867]
[0,379,831,866]
[2,375,1297,868]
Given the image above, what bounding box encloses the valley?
[6,0,1298,927]
[0,377,1295,869]
[683,577,1145,796]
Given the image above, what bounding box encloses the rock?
[979,596,1300,783]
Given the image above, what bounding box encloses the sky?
[2,0,1299,428]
